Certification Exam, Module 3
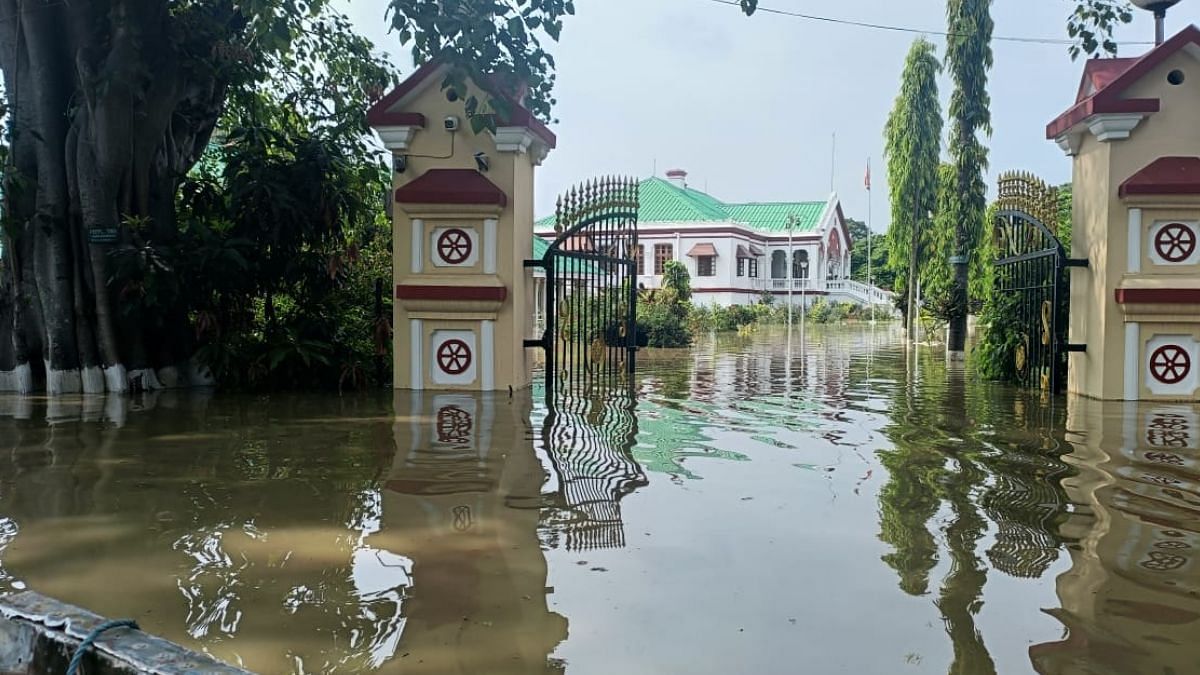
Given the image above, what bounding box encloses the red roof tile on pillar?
[1075,58,1138,103]
[1047,24,1200,140]
[395,169,508,207]
[366,60,557,149]
[1119,157,1200,198]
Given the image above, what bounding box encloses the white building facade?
[537,172,893,309]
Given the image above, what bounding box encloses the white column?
[481,319,495,391]
[1127,208,1142,274]
[484,218,498,274]
[410,319,423,390]
[411,219,424,274]
[1124,321,1139,400]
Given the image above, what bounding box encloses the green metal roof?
[723,201,826,234]
[536,177,828,234]
[531,235,602,275]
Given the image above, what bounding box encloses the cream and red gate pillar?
[367,62,555,391]
[1047,26,1200,400]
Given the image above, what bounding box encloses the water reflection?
[1031,400,1200,674]
[0,328,1198,674]
[0,390,573,673]
[538,393,646,551]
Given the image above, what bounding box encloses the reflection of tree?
[877,445,942,595]
[937,459,997,675]
[875,348,948,598]
[934,369,997,675]
[873,348,1074,674]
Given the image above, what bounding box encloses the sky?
[342,0,1172,233]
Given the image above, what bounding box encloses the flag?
[864,159,871,191]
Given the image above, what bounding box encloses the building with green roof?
[535,171,893,308]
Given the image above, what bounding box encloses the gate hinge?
[1064,258,1089,268]
[1065,343,1087,353]
[524,259,547,270]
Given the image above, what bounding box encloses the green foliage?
[158,17,398,391]
[848,218,895,290]
[689,303,773,333]
[945,0,993,330]
[974,277,1021,382]
[808,299,833,324]
[638,262,692,348]
[1068,0,1134,59]
[662,260,692,302]
[639,299,691,348]
[884,38,943,317]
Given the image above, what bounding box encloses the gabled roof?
[367,59,556,149]
[1048,25,1200,139]
[535,177,830,235]
[1075,58,1138,102]
[1119,156,1200,198]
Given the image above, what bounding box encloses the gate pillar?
[1047,26,1200,400]
[368,62,555,391]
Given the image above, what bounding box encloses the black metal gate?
[992,174,1085,393]
[525,177,640,404]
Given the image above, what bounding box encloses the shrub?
[808,298,832,323]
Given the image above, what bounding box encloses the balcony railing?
[768,278,816,292]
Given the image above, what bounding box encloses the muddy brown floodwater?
[1,325,1198,674]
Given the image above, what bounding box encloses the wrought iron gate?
[992,173,1085,393]
[525,177,640,404]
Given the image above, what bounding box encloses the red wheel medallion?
[1150,345,1191,385]
[437,228,473,265]
[436,339,472,375]
[1154,223,1196,263]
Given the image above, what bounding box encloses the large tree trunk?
[0,1,227,394]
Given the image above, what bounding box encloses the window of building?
[697,256,716,277]
[634,244,645,275]
[654,244,673,275]
[793,250,810,279]
[771,251,787,279]
[737,258,746,277]
[749,259,759,278]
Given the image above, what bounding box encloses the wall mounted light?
[393,155,408,174]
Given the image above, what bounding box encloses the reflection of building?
[1031,399,1200,674]
[375,391,568,674]
[535,172,893,308]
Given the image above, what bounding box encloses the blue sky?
[343,0,1170,232]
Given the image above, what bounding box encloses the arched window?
[771,250,787,279]
[792,250,809,279]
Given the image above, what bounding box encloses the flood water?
[1,325,1198,674]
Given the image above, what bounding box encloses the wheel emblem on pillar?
[436,339,472,375]
[437,228,473,265]
[1150,345,1191,385]
[1154,223,1196,263]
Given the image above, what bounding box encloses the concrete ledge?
[0,591,249,674]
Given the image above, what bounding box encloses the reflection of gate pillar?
[1047,26,1200,400]
[367,61,556,391]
